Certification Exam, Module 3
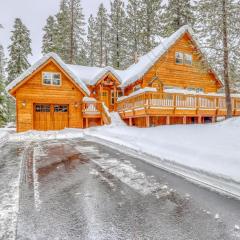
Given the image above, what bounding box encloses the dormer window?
[175,52,183,64]
[43,72,61,86]
[176,52,192,66]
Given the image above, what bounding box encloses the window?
[35,105,50,112]
[110,90,123,105]
[187,87,204,93]
[54,105,68,112]
[184,53,192,65]
[175,52,183,64]
[176,52,193,66]
[43,72,61,86]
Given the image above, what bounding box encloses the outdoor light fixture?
[74,102,79,108]
[22,100,26,107]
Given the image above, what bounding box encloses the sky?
[0,0,111,63]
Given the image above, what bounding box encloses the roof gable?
[119,25,222,88]
[6,53,90,96]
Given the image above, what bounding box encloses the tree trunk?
[222,0,232,118]
[70,0,74,64]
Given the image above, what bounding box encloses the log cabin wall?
[124,33,221,95]
[14,61,84,132]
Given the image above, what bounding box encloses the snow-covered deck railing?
[117,91,240,117]
[82,101,102,115]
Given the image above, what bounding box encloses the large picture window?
[43,72,61,86]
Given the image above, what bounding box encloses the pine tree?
[7,18,32,82]
[86,15,97,66]
[55,0,72,62]
[139,0,164,53]
[109,0,127,69]
[0,45,7,126]
[162,0,195,37]
[54,0,86,64]
[42,16,57,54]
[196,0,240,118]
[95,3,110,67]
[125,0,142,64]
[68,0,86,64]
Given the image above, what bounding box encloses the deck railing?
[117,91,240,114]
[82,102,102,115]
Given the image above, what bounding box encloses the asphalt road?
[8,138,240,240]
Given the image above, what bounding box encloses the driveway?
[1,138,240,239]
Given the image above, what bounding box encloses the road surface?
[1,138,240,239]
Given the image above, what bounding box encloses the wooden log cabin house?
[6,25,240,132]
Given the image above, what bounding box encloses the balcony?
[117,90,240,125]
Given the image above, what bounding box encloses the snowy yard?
[85,115,240,183]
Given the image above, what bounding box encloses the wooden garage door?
[34,104,69,131]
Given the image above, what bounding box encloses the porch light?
[22,100,26,107]
[74,102,79,108]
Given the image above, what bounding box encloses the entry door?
[34,104,69,131]
[101,90,109,108]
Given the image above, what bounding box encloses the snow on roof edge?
[6,52,90,96]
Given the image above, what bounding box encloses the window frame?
[175,52,184,65]
[184,53,193,66]
[42,72,62,87]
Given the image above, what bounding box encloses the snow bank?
[0,129,10,146]
[85,117,240,183]
[10,128,84,142]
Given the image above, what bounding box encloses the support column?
[99,84,103,101]
[212,116,216,123]
[183,116,187,124]
[198,116,202,124]
[129,118,133,126]
[114,85,117,111]
[166,116,170,125]
[146,116,150,127]
[86,118,89,128]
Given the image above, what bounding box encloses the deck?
[117,91,240,127]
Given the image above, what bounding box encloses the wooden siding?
[125,33,221,96]
[15,61,84,132]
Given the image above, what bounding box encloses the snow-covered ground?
[9,128,83,142]
[85,115,240,184]
[0,128,12,146]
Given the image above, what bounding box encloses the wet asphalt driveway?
[5,138,240,239]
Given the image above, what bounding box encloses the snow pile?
[109,112,126,127]
[10,128,84,142]
[118,87,157,102]
[83,97,97,102]
[85,117,240,182]
[0,129,10,146]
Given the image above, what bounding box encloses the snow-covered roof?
[119,25,222,88]
[67,64,122,85]
[6,52,90,96]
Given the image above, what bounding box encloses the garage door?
[34,104,69,131]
